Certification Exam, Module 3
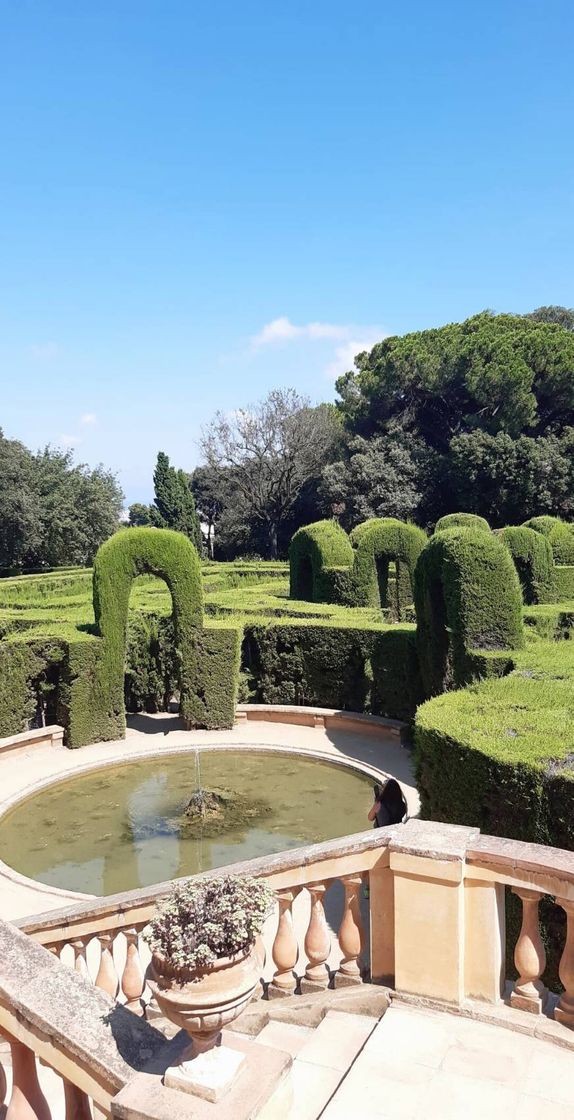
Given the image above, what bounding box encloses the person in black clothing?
[368,778,408,828]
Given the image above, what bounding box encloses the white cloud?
[80,412,97,425]
[60,434,82,448]
[29,342,60,360]
[324,331,386,381]
[249,315,386,380]
[250,317,350,349]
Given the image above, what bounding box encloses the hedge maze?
[2,513,574,985]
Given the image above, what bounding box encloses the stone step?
[258,1009,380,1120]
[230,981,390,1036]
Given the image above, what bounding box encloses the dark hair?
[380,778,407,824]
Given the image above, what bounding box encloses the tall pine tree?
[152,452,202,552]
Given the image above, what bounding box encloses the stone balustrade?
[3,820,574,1117]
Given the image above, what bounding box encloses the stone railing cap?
[0,920,165,1089]
[389,819,480,861]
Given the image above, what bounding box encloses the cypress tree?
[152,452,202,551]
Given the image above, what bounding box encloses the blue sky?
[1,1,572,505]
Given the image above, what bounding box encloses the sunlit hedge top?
[434,512,490,533]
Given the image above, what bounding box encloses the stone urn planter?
[147,943,261,1056]
[143,874,274,1100]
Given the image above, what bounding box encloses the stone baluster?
[555,897,574,1027]
[335,875,364,986]
[71,939,88,980]
[510,887,547,1013]
[63,1080,92,1120]
[6,1039,51,1120]
[269,889,299,997]
[302,882,331,991]
[95,933,119,998]
[121,928,145,1014]
[0,1059,7,1107]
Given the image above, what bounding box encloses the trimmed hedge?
[522,516,574,567]
[349,519,427,619]
[414,645,574,988]
[555,566,574,599]
[289,520,354,603]
[414,528,524,697]
[245,623,377,710]
[548,522,574,565]
[92,527,204,741]
[499,526,555,604]
[370,628,423,720]
[522,515,563,537]
[0,642,44,736]
[435,512,490,533]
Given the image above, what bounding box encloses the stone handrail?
[0,918,167,1117]
[6,820,574,1117]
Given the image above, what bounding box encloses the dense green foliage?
[435,512,490,533]
[246,623,377,710]
[129,453,202,551]
[335,313,574,527]
[0,430,123,571]
[350,518,427,618]
[92,527,221,742]
[414,528,524,696]
[289,520,354,602]
[498,526,555,604]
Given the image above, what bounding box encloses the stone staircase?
[253,1010,382,1119]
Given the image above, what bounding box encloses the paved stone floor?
[4,1002,570,1119]
[0,713,418,919]
[318,1004,574,1120]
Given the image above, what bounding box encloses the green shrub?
[522,515,563,537]
[554,567,574,600]
[414,528,524,697]
[289,520,354,602]
[521,517,574,567]
[92,527,204,741]
[548,522,574,565]
[245,623,377,710]
[0,643,44,736]
[499,526,555,604]
[349,519,427,619]
[414,646,574,988]
[370,628,422,720]
[183,625,241,729]
[434,512,490,533]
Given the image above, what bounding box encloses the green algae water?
[0,749,374,896]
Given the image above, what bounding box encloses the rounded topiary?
[414,527,524,697]
[289,520,354,602]
[499,526,555,605]
[93,527,203,739]
[522,515,563,537]
[548,522,574,566]
[349,518,427,618]
[522,516,574,565]
[434,512,491,533]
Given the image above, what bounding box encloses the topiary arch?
[349,518,427,619]
[289,520,354,603]
[88,527,239,744]
[414,527,524,697]
[435,512,490,533]
[498,526,555,604]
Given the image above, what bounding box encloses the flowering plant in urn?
[143,875,275,1098]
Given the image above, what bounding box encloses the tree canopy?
[0,430,124,571]
[200,389,341,558]
[336,312,574,451]
[332,312,574,527]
